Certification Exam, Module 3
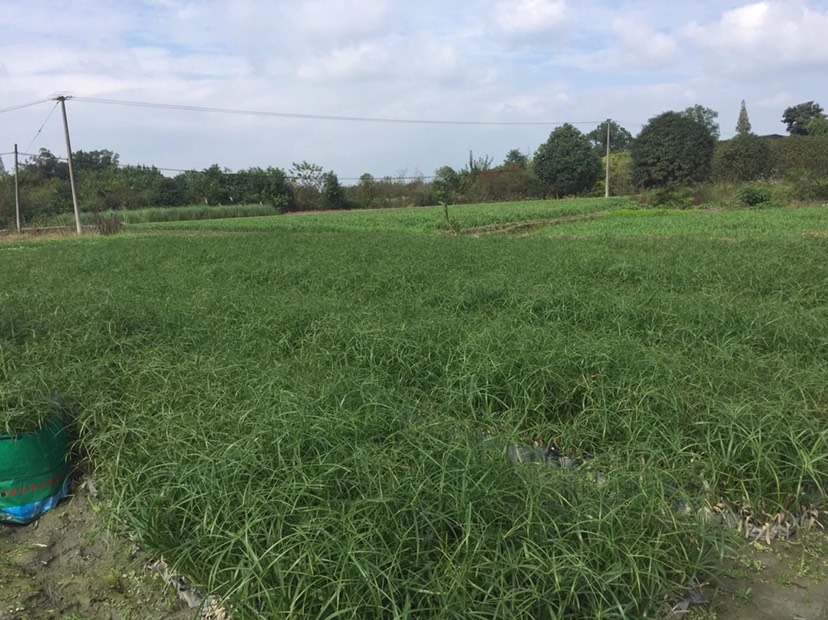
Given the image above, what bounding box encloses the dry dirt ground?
[3,478,828,619]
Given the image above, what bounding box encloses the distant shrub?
[767,136,828,179]
[737,186,773,208]
[713,135,770,182]
[93,210,123,235]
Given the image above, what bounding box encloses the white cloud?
[612,17,682,70]
[1,0,826,177]
[495,0,567,37]
[683,1,828,70]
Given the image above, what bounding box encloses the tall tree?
[714,100,768,182]
[782,101,824,136]
[533,123,602,197]
[503,149,529,170]
[321,171,347,210]
[736,100,752,136]
[631,111,717,188]
[682,105,720,140]
[586,121,633,153]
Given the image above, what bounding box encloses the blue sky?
[1,0,827,180]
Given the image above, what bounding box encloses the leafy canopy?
[533,123,602,197]
[631,111,717,188]
[782,101,824,136]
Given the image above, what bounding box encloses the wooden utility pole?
[56,96,82,234]
[13,144,21,233]
[605,119,611,199]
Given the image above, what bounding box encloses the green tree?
[713,101,768,182]
[432,166,461,203]
[533,123,601,197]
[23,148,68,181]
[805,115,828,136]
[782,101,824,136]
[713,136,769,182]
[586,121,633,154]
[736,100,752,136]
[321,171,347,210]
[631,111,717,188]
[503,149,529,169]
[353,173,379,209]
[682,105,720,140]
[289,161,325,211]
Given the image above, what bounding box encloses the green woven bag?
[0,417,71,523]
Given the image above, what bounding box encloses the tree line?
[1,100,826,226]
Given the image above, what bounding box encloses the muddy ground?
[3,480,828,620]
[0,480,194,620]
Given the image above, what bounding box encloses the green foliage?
[289,161,325,211]
[542,203,828,239]
[683,105,721,140]
[736,100,752,136]
[533,123,601,197]
[321,171,348,210]
[782,101,824,136]
[736,185,773,208]
[134,197,634,234]
[805,115,828,137]
[595,152,634,197]
[632,112,717,188]
[3,206,828,617]
[432,165,461,204]
[503,148,529,169]
[92,210,124,235]
[586,120,633,153]
[713,134,770,182]
[767,135,828,179]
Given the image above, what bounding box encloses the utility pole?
[14,144,21,233]
[56,96,82,234]
[605,119,611,199]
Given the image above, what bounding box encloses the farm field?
[541,206,828,241]
[131,196,634,234]
[2,199,828,618]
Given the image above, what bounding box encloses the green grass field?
[2,200,827,618]
[542,206,828,240]
[131,197,634,234]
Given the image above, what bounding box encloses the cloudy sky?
[1,0,827,180]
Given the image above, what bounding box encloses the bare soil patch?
[0,479,193,620]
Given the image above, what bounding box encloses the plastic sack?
[0,417,71,524]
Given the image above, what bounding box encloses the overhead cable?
[72,96,602,127]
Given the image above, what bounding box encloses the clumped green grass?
[45,203,279,228]
[2,201,827,617]
[130,197,634,234]
[541,205,828,240]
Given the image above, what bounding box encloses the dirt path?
[693,531,828,620]
[0,480,194,620]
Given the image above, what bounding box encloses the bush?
[631,112,717,188]
[93,210,124,235]
[767,136,828,179]
[737,186,773,208]
[713,135,770,182]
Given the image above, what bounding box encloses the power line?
[0,99,51,114]
[25,101,60,154]
[72,96,603,127]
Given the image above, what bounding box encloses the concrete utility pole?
[14,144,21,233]
[56,96,82,234]
[605,119,611,199]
